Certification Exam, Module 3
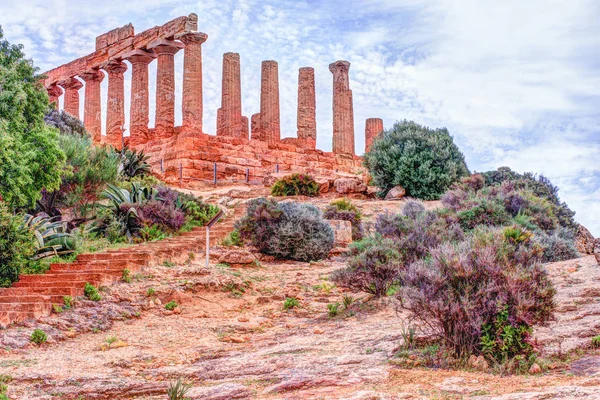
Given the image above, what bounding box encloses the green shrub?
[592,336,600,349]
[222,229,243,247]
[63,295,73,309]
[146,287,156,297]
[236,198,334,262]
[327,302,340,317]
[167,378,192,400]
[165,300,178,311]
[283,297,299,310]
[364,120,469,200]
[271,173,319,197]
[139,225,168,242]
[331,236,401,297]
[0,29,66,209]
[398,227,555,359]
[118,146,151,178]
[30,329,47,345]
[122,268,131,283]
[0,204,36,287]
[84,282,102,301]
[401,199,426,219]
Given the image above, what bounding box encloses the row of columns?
[47,32,207,149]
[216,55,371,155]
[47,34,383,155]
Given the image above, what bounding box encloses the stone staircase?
[0,203,247,328]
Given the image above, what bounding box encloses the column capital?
[124,49,157,64]
[79,69,104,83]
[104,60,128,75]
[148,39,184,55]
[58,76,83,90]
[46,83,63,97]
[176,31,208,45]
[329,60,351,73]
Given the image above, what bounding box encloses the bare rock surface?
[1,191,599,399]
[384,185,406,200]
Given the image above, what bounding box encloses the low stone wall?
[134,131,366,183]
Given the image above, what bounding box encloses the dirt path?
[1,253,599,399]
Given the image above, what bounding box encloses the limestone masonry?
[43,14,386,183]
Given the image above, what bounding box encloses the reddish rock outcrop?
[297,67,316,148]
[79,69,104,143]
[59,77,83,118]
[104,60,127,149]
[330,60,355,155]
[365,118,383,153]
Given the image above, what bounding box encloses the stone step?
[0,302,53,314]
[0,286,84,297]
[0,294,65,304]
[13,280,100,288]
[17,272,119,283]
[0,311,36,327]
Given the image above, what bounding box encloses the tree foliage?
[364,120,469,200]
[0,27,65,208]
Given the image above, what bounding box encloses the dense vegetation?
[364,120,470,200]
[332,171,579,366]
[236,198,334,261]
[323,198,364,240]
[271,173,319,197]
[0,30,218,287]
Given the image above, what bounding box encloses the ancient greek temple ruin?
[43,14,385,182]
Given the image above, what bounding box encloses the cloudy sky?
[2,0,599,235]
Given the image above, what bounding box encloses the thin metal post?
[160,159,164,172]
[179,163,183,181]
[213,162,217,185]
[205,226,210,267]
[276,164,279,173]
[246,168,249,183]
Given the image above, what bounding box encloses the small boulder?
[594,238,600,266]
[384,186,406,200]
[576,225,595,255]
[326,220,353,245]
[315,178,330,194]
[529,363,542,374]
[334,178,367,194]
[218,249,257,268]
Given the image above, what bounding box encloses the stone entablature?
[44,14,383,176]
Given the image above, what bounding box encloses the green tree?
[364,120,469,200]
[0,203,36,287]
[0,27,65,208]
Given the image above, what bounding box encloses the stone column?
[365,118,383,153]
[47,84,63,109]
[59,77,83,119]
[329,60,355,155]
[79,69,105,143]
[124,49,156,145]
[178,32,208,134]
[217,52,245,137]
[297,67,316,148]
[104,60,127,149]
[251,113,262,140]
[148,39,184,138]
[259,60,280,143]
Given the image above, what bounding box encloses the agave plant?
[23,214,73,260]
[119,146,152,178]
[99,183,158,239]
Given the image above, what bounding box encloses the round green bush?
[271,173,319,197]
[236,198,334,261]
[364,120,470,200]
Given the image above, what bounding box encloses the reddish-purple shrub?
[138,200,185,232]
[398,227,555,358]
[323,199,363,241]
[331,237,400,297]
